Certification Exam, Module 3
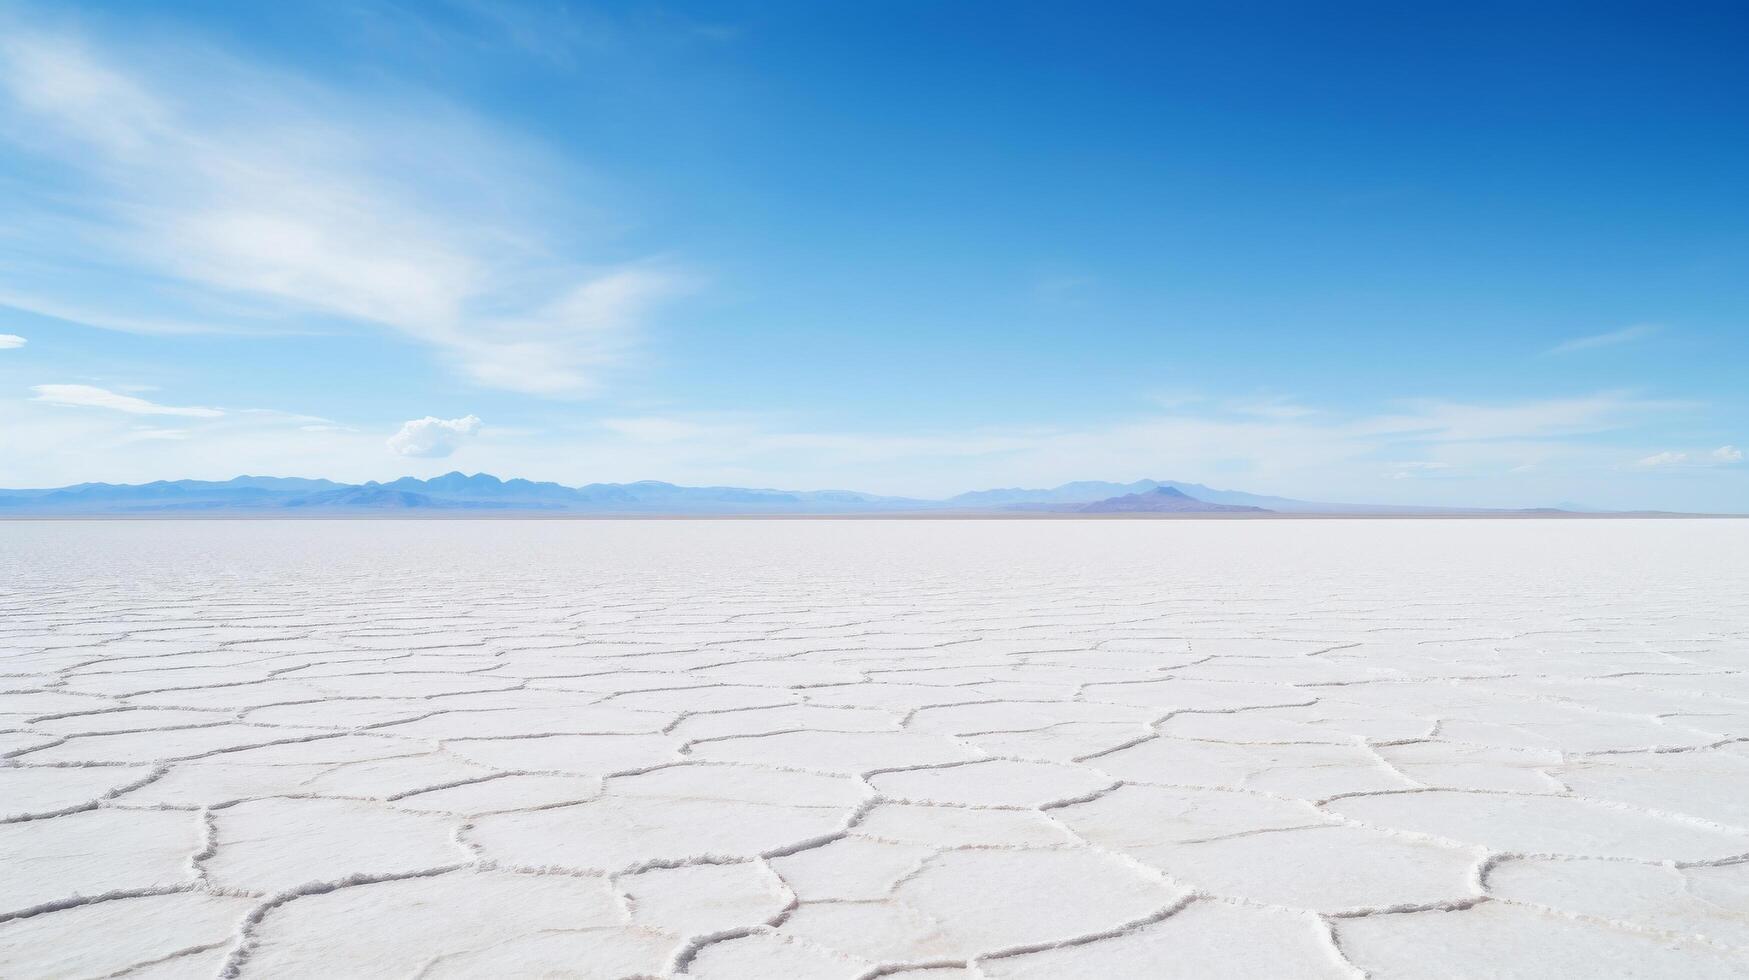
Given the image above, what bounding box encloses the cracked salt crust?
[2,518,1748,977]
[1336,901,1749,979]
[980,900,1352,978]
[0,891,255,978]
[389,773,605,815]
[202,797,469,893]
[0,807,200,917]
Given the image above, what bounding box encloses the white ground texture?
[2,519,1748,979]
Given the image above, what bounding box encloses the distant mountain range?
[0,472,1709,517]
[0,473,927,515]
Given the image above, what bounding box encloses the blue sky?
[1,0,1745,509]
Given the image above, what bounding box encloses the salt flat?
[2,519,1748,979]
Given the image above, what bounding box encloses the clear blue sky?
[1,0,1745,509]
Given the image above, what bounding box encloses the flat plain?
[3,518,1748,978]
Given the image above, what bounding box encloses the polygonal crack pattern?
[1,518,1747,978]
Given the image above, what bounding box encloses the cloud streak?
[1637,450,1689,468]
[1546,324,1658,355]
[0,334,25,349]
[30,384,224,418]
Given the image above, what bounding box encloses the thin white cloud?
[0,27,685,395]
[0,334,25,348]
[1546,324,1658,355]
[459,266,687,395]
[30,384,224,418]
[236,408,335,425]
[124,427,191,442]
[0,288,279,336]
[1030,273,1095,301]
[1637,445,1743,469]
[387,415,483,458]
[601,415,744,443]
[1355,392,1670,443]
[1226,396,1317,420]
[1386,461,1454,480]
[1145,389,1204,410]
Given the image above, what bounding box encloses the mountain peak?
[1080,486,1271,514]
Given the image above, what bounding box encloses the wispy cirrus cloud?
[0,25,686,395]
[0,334,25,349]
[1546,324,1658,355]
[30,384,224,418]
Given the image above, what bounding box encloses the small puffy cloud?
[0,334,25,349]
[1637,451,1688,467]
[31,383,223,417]
[1713,445,1744,464]
[387,414,482,458]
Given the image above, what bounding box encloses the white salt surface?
[2,518,1748,978]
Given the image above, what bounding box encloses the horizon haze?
[2,469,1733,516]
